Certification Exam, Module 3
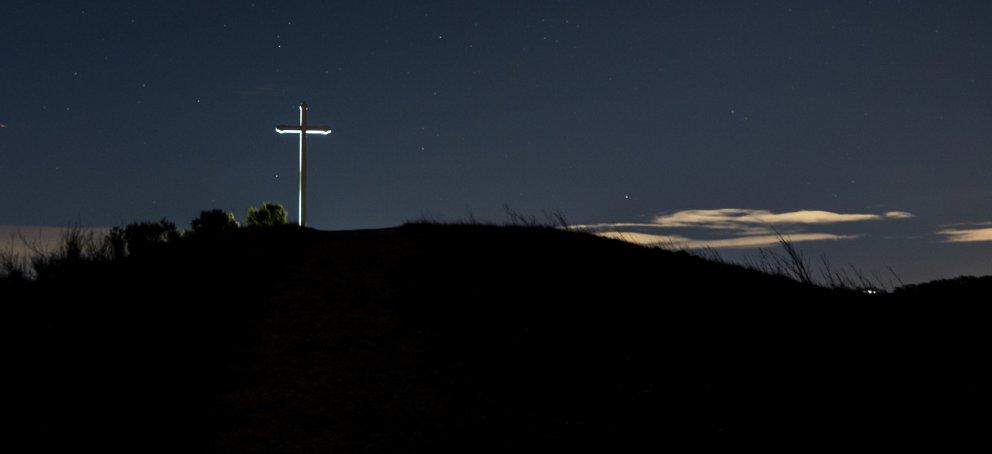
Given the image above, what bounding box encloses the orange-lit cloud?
[573,209,913,231]
[597,231,855,249]
[574,208,912,250]
[882,211,915,219]
[937,226,992,243]
[595,232,694,246]
[650,208,912,229]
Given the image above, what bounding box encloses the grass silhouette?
[2,217,989,452]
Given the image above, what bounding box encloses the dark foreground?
[4,224,989,452]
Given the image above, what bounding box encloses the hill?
[4,223,989,452]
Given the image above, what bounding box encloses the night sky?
[2,0,990,283]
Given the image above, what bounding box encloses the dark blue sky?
[1,0,990,283]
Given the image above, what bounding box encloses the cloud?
[575,207,912,250]
[937,226,992,243]
[569,222,666,230]
[649,208,912,229]
[597,231,856,249]
[596,232,694,246]
[883,211,915,219]
[573,208,913,232]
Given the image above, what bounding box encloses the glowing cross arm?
[275,125,333,135]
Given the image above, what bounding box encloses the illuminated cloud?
[597,231,855,249]
[883,211,915,219]
[650,209,912,229]
[574,209,913,232]
[596,231,694,246]
[575,208,912,250]
[937,226,992,243]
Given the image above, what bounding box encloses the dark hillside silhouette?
[3,223,988,452]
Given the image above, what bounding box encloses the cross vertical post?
[276,101,332,227]
[299,103,307,227]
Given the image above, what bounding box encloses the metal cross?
[276,101,332,227]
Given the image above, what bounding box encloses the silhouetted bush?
[0,246,29,280]
[190,209,239,234]
[121,218,179,256]
[30,225,108,280]
[247,203,288,227]
[105,226,126,261]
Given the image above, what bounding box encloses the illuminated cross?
[276,101,332,227]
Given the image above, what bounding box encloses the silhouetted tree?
[122,218,179,256]
[190,209,239,234]
[247,203,288,227]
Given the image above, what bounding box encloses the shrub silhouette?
[105,226,127,260]
[247,203,288,227]
[0,248,28,280]
[190,209,239,234]
[121,218,179,256]
[30,225,107,280]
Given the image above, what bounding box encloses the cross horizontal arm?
[305,126,333,135]
[276,125,301,134]
[275,125,333,135]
